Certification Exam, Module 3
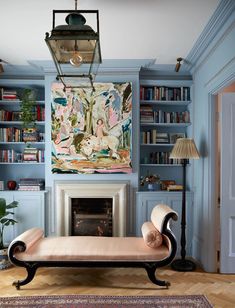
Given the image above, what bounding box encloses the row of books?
[142,151,183,165]
[141,131,169,144]
[141,110,190,124]
[0,149,18,163]
[0,149,45,163]
[140,86,191,101]
[0,89,18,100]
[0,127,44,142]
[18,178,45,191]
[0,106,45,121]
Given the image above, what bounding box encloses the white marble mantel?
[54,181,128,237]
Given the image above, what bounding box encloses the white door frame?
[206,70,235,272]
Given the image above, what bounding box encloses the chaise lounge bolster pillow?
[141,221,163,248]
[8,227,44,254]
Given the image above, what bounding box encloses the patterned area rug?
[0,294,213,307]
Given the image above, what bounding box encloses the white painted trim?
[54,181,128,237]
[207,95,218,272]
[204,68,235,272]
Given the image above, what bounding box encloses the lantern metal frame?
[45,8,102,90]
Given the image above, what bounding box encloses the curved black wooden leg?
[13,264,38,290]
[144,264,170,288]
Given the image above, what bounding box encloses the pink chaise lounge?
[8,204,178,289]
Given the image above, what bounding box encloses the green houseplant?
[0,198,18,269]
[20,88,36,128]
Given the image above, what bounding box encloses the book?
[167,185,183,191]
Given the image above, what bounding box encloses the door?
[220,93,235,273]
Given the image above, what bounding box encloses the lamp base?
[171,258,196,272]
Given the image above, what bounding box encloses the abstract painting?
[51,82,132,174]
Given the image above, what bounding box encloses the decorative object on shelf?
[0,197,18,269]
[0,181,4,190]
[0,59,4,73]
[22,128,38,142]
[45,0,102,90]
[19,89,36,128]
[140,173,161,191]
[170,138,200,271]
[0,59,9,74]
[175,57,183,72]
[7,180,17,190]
[169,133,186,144]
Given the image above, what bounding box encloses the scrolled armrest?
[8,228,44,264]
[151,204,178,233]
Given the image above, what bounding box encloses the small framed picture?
[169,133,186,144]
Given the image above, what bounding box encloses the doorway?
[214,82,235,273]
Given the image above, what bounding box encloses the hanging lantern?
[45,0,102,90]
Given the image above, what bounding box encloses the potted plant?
[140,173,161,191]
[19,88,37,128]
[19,88,38,143]
[0,198,18,269]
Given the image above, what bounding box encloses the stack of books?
[0,89,18,100]
[156,133,169,143]
[18,178,45,191]
[140,105,154,123]
[23,147,38,162]
[167,185,183,191]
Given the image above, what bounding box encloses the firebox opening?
[71,198,113,237]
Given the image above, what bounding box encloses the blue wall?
[186,0,235,271]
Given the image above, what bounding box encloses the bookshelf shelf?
[140,123,191,127]
[140,100,191,106]
[0,142,45,145]
[0,162,45,165]
[141,143,175,146]
[0,100,45,105]
[0,121,45,125]
[140,164,183,167]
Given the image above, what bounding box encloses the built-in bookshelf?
[139,79,192,191]
[0,80,45,189]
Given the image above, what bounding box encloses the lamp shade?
[169,138,200,159]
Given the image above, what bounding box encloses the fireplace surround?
[54,181,128,237]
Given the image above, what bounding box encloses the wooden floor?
[0,266,235,307]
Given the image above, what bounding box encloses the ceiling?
[0,0,220,72]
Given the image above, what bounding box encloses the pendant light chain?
[75,0,78,10]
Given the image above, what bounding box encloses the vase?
[147,183,154,191]
[7,181,17,190]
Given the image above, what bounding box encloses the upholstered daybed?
[8,204,178,289]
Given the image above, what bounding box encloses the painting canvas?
[51,82,132,174]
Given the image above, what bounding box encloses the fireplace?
[54,182,128,237]
[71,198,113,236]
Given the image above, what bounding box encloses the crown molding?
[185,0,235,71]
[0,59,156,79]
[30,59,155,76]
